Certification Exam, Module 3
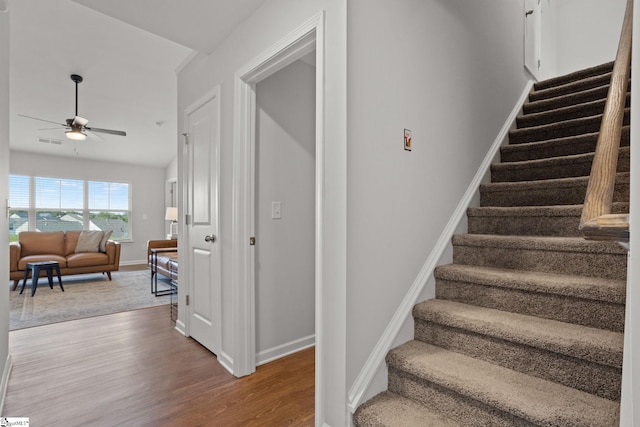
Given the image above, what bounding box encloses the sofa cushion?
[66,252,109,268]
[99,230,113,252]
[18,255,67,270]
[75,231,104,253]
[19,231,65,257]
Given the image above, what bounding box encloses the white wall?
[255,59,316,363]
[556,0,626,74]
[9,151,166,265]
[540,0,558,80]
[0,4,11,413]
[346,0,530,396]
[165,156,177,182]
[177,1,347,425]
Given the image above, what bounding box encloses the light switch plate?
[271,201,282,219]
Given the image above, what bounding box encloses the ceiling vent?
[37,137,63,145]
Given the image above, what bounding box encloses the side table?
[21,261,64,297]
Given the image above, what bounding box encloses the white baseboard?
[346,80,534,413]
[0,353,12,415]
[174,320,187,336]
[218,351,234,375]
[119,260,147,267]
[256,334,315,366]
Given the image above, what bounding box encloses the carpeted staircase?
[354,62,630,426]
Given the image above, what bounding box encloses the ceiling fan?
[18,74,127,141]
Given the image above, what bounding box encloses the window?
[9,175,131,242]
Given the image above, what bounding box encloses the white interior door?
[524,0,542,80]
[185,88,221,355]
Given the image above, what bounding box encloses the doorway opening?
[254,51,316,365]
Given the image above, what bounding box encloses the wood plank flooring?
[3,306,315,426]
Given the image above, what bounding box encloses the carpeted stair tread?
[508,109,630,144]
[353,391,461,427]
[434,264,625,304]
[533,61,614,91]
[387,341,620,427]
[467,203,629,236]
[528,72,613,103]
[524,84,612,115]
[434,264,625,333]
[452,234,627,279]
[480,172,630,207]
[517,94,630,129]
[500,127,630,162]
[491,147,630,182]
[413,299,623,367]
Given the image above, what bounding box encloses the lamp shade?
[165,207,178,222]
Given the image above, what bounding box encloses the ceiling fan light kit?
[65,128,87,141]
[18,74,127,141]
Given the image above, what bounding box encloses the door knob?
[204,234,216,243]
[525,9,534,16]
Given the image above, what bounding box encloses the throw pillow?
[76,230,104,253]
[99,230,113,252]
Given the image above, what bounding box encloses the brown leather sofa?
[147,239,177,281]
[10,231,121,289]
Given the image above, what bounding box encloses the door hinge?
[185,214,191,225]
[538,59,541,69]
[250,237,256,246]
[182,132,189,144]
[186,295,190,306]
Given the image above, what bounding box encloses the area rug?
[10,270,172,330]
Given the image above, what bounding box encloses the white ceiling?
[9,0,267,168]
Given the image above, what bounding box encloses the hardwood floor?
[3,306,315,426]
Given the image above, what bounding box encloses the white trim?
[0,354,12,415]
[218,351,234,375]
[232,10,324,377]
[232,11,326,421]
[174,321,187,336]
[256,335,315,366]
[346,81,534,413]
[620,3,639,424]
[119,260,146,266]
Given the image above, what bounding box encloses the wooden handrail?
[580,0,633,243]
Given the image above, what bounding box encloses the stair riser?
[388,367,534,427]
[480,179,629,207]
[500,127,630,162]
[491,150,630,183]
[414,320,621,401]
[529,74,613,102]
[452,244,627,279]
[509,110,630,144]
[517,94,629,129]
[468,213,581,236]
[533,62,613,91]
[524,86,610,115]
[435,280,624,332]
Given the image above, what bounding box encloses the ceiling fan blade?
[85,130,105,141]
[18,114,66,126]
[85,126,127,137]
[37,127,66,131]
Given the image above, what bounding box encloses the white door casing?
[525,0,542,80]
[232,11,325,426]
[184,86,222,358]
